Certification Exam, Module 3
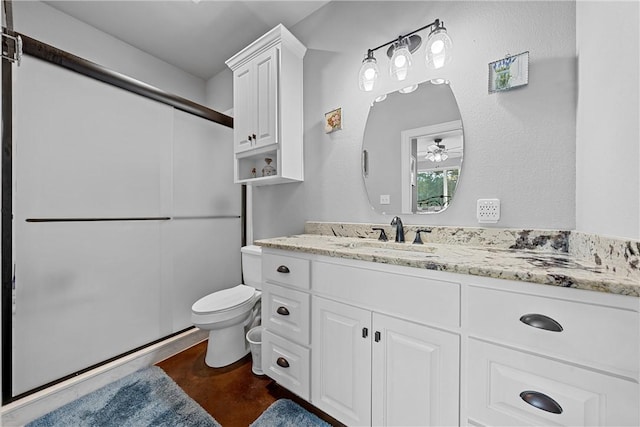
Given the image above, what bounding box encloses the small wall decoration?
[325,107,343,133]
[489,51,529,93]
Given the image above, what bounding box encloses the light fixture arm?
[367,19,443,55]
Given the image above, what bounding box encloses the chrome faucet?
[390,216,404,243]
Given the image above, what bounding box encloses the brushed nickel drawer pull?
[519,313,563,332]
[276,306,290,316]
[277,265,290,274]
[276,357,290,368]
[520,390,563,414]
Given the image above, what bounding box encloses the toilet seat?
[192,284,256,315]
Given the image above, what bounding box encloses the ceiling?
[43,0,330,80]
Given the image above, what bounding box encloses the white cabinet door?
[253,46,278,149]
[372,313,460,427]
[312,297,372,426]
[232,61,254,153]
[232,46,278,154]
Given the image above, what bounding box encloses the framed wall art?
[325,107,342,133]
[489,51,529,93]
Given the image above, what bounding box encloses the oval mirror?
[362,80,463,214]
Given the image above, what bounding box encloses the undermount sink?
[335,240,437,255]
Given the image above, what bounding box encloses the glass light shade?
[426,28,453,69]
[389,41,412,81]
[358,56,379,92]
[374,94,387,103]
[398,84,418,94]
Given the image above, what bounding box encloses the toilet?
[191,245,262,368]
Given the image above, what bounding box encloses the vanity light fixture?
[426,138,449,162]
[358,18,453,91]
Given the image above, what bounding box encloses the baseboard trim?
[0,328,207,426]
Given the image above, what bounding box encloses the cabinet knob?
[276,357,290,368]
[248,134,253,141]
[519,313,563,332]
[252,133,257,140]
[276,265,290,274]
[276,306,290,316]
[520,390,563,414]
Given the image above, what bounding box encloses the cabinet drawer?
[467,285,639,378]
[263,283,310,345]
[262,330,310,400]
[263,253,310,289]
[468,339,639,427]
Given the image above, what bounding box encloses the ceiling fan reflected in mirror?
[426,138,448,162]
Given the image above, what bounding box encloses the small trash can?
[246,326,264,375]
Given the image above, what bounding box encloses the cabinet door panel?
[233,62,254,153]
[254,46,278,149]
[312,297,371,426]
[372,314,460,426]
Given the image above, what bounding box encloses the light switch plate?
[380,195,390,205]
[477,199,500,223]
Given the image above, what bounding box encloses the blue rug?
[250,399,331,427]
[27,366,220,427]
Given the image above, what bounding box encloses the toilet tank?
[241,245,263,289]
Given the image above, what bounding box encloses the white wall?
[205,69,233,115]
[576,1,640,240]
[246,1,578,240]
[13,1,206,104]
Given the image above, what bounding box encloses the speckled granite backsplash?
[304,221,639,279]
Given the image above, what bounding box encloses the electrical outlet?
[477,199,500,223]
[380,194,391,205]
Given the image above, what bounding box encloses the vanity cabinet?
[258,246,640,426]
[225,24,306,186]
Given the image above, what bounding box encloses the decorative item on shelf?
[325,107,342,133]
[357,18,453,92]
[251,167,257,178]
[489,51,529,93]
[262,158,276,176]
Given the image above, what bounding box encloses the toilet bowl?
[191,245,262,368]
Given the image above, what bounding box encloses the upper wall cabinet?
[226,24,306,186]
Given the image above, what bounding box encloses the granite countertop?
[255,233,640,297]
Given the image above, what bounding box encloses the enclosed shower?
[2,23,242,401]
